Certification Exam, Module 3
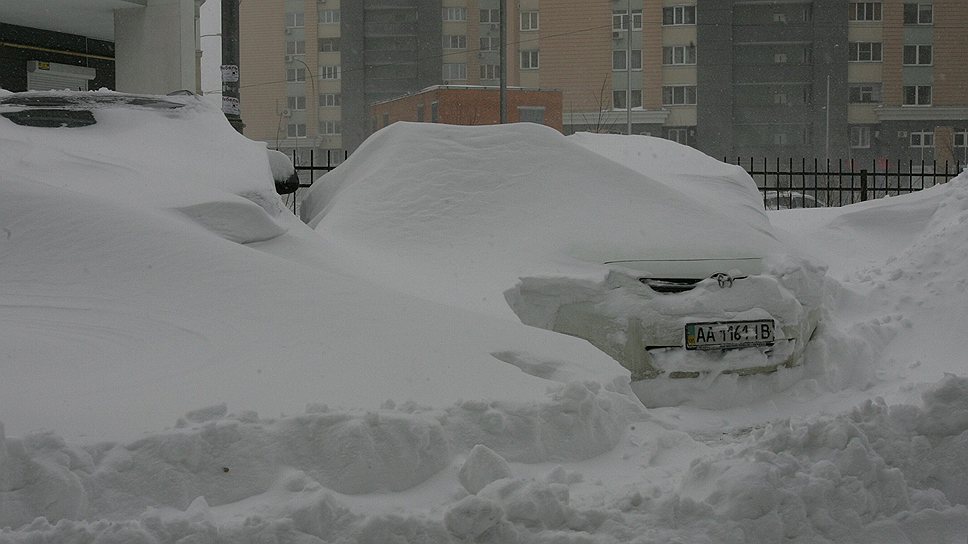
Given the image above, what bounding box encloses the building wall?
[114,0,200,94]
[0,23,114,92]
[371,87,563,131]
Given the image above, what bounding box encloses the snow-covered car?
[764,190,827,210]
[0,90,290,244]
[301,123,825,407]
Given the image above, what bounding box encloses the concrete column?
[114,0,200,94]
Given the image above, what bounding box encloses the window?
[613,89,642,109]
[662,85,697,105]
[903,3,932,24]
[443,35,467,49]
[480,9,499,23]
[520,50,539,70]
[850,126,871,148]
[416,103,425,122]
[910,130,934,147]
[443,7,466,21]
[320,93,341,107]
[774,133,789,146]
[320,120,341,135]
[286,12,304,28]
[774,92,788,104]
[849,2,882,21]
[903,85,932,106]
[431,101,439,122]
[520,11,539,31]
[480,64,499,79]
[773,13,786,23]
[667,128,690,144]
[286,67,306,82]
[613,50,642,70]
[612,10,643,30]
[480,36,498,51]
[849,84,882,103]
[663,6,696,25]
[319,10,340,24]
[774,53,788,64]
[286,40,306,56]
[320,65,340,80]
[287,123,306,138]
[287,96,306,111]
[518,106,545,125]
[956,131,968,149]
[442,63,467,80]
[319,38,340,52]
[903,44,932,65]
[848,42,882,62]
[662,45,697,65]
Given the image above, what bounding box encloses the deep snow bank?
[0,381,639,533]
[2,377,966,543]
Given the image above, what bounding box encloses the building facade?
[370,85,563,131]
[0,0,206,95]
[239,0,968,164]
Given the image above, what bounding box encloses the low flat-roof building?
[370,85,563,133]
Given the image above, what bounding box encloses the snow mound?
[301,122,783,315]
[0,382,638,533]
[568,132,771,232]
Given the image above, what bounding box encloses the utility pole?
[221,0,244,134]
[499,0,507,124]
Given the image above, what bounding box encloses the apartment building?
[240,0,968,163]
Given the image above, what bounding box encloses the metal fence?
[726,157,964,210]
[279,149,348,215]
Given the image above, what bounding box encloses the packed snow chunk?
[443,382,639,463]
[478,478,571,530]
[0,425,90,531]
[266,148,296,181]
[444,495,508,541]
[917,373,968,437]
[672,376,968,542]
[459,445,513,495]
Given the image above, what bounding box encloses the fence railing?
[725,157,964,210]
[279,149,348,215]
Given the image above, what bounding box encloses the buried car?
[301,122,825,407]
[0,90,291,244]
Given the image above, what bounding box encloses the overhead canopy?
[0,0,148,41]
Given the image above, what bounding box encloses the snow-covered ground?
[1,99,966,542]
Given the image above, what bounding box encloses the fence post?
[860,169,869,202]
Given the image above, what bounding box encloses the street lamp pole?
[500,0,507,123]
[627,0,632,136]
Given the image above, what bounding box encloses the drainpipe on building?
[222,0,244,134]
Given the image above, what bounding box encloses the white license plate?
[685,319,775,350]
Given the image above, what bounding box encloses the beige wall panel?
[933,0,968,106]
[847,104,880,124]
[880,1,903,106]
[240,0,287,143]
[847,24,883,42]
[537,0,612,113]
[847,63,883,83]
[661,66,696,85]
[666,107,696,127]
[661,27,696,47]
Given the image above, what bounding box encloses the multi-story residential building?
[239,0,968,164]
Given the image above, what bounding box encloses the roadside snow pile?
[0,382,640,541]
[2,377,966,543]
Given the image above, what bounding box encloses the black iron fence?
[726,157,964,210]
[279,149,348,215]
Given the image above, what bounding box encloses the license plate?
[684,319,775,350]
